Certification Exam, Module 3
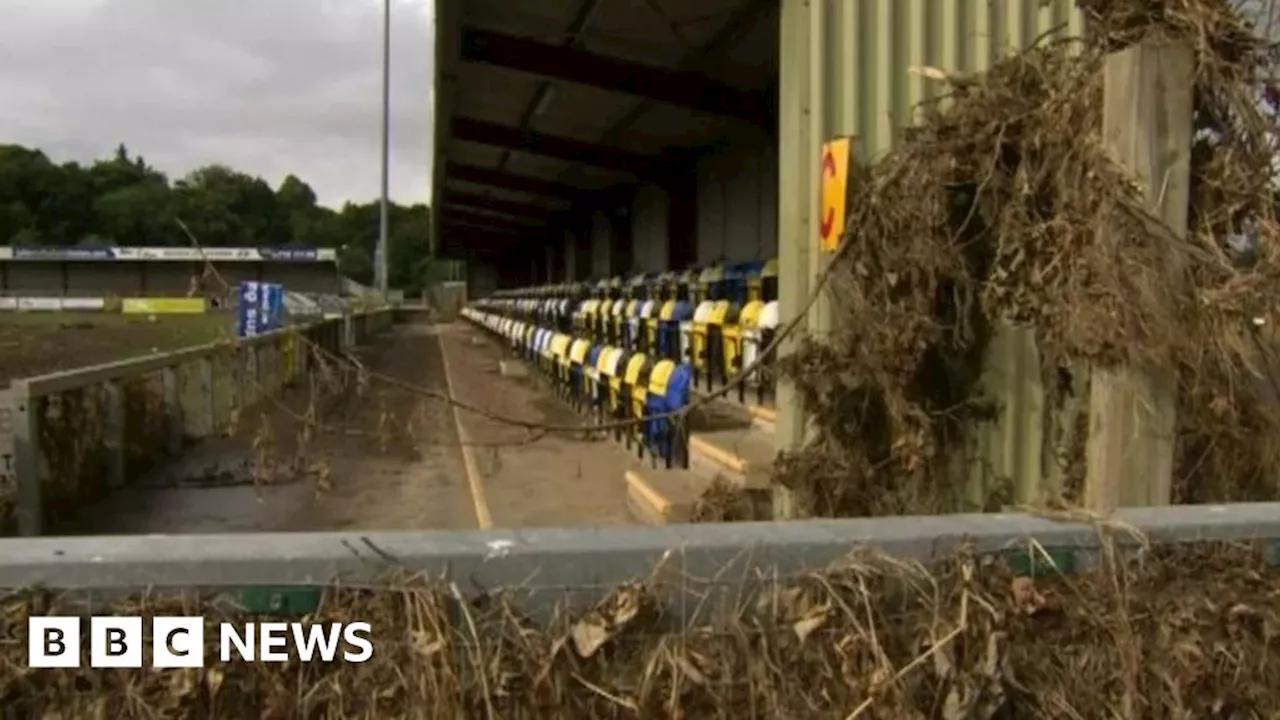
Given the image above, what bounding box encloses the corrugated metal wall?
[833,0,1085,163]
[773,0,1088,485]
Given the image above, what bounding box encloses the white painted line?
[436,325,493,529]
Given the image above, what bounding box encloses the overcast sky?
[0,0,434,208]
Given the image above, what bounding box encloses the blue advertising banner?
[238,282,286,337]
[236,281,263,338]
[262,283,284,332]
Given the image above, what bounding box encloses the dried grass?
[770,0,1280,517]
[0,540,1276,718]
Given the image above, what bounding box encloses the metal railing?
[2,309,394,537]
[0,503,1275,618]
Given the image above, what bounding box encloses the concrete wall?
[620,138,779,279]
[570,224,592,281]
[695,138,778,265]
[630,184,670,273]
[562,230,579,281]
[516,137,777,288]
[0,262,342,297]
[590,212,612,278]
[466,262,499,299]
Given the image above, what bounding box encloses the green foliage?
[0,142,435,289]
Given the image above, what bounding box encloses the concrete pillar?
[774,0,823,518]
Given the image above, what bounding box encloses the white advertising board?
[16,297,63,311]
[59,297,106,310]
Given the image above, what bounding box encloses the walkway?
[437,323,635,528]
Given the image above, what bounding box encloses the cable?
[173,217,853,439]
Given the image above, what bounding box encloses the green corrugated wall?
[773,0,1087,514]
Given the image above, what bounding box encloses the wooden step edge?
[746,404,776,423]
[752,417,776,435]
[688,435,749,475]
[624,469,696,525]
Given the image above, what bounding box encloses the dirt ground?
[0,312,231,386]
[436,323,635,528]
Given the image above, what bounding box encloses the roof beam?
[440,226,540,245]
[446,162,583,200]
[442,190,560,220]
[440,207,548,234]
[461,27,770,127]
[452,117,659,176]
[495,0,604,175]
[560,0,776,189]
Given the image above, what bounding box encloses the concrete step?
[688,426,777,490]
[688,392,753,433]
[624,466,709,524]
[691,385,775,428]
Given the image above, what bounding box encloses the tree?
[0,141,435,288]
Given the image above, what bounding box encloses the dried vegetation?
[772,0,1280,517]
[0,539,1277,718]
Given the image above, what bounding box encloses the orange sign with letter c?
[818,137,852,253]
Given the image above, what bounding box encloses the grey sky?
[0,0,434,208]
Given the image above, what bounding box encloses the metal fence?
[2,309,394,537]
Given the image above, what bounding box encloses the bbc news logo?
[28,616,373,668]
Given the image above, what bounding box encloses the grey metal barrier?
[3,310,393,538]
[0,503,1276,619]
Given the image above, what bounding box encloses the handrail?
[0,503,1275,618]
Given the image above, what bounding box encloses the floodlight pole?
[376,0,391,294]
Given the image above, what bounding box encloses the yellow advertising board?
[121,297,208,314]
[818,136,853,253]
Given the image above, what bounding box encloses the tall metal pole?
[376,0,391,294]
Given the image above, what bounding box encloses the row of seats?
[461,306,695,471]
[471,260,780,407]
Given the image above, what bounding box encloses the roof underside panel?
[712,1,779,85]
[446,143,506,168]
[452,65,540,123]
[460,0,584,39]
[435,0,779,258]
[503,152,628,190]
[528,83,641,141]
[578,0,748,66]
